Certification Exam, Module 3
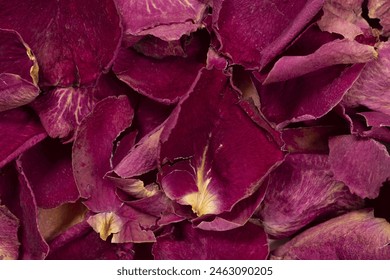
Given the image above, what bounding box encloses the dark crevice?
[362,0,382,30]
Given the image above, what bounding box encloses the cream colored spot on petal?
[26,46,39,86]
[87,212,123,241]
[121,179,158,199]
[182,146,219,216]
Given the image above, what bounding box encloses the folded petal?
[0,29,38,84]
[73,96,134,212]
[113,30,208,104]
[215,0,324,69]
[264,40,376,84]
[0,74,39,112]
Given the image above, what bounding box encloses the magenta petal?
[259,154,363,238]
[318,0,370,39]
[264,40,376,84]
[0,29,38,84]
[272,210,390,259]
[194,184,267,231]
[114,127,163,178]
[110,195,167,243]
[257,63,365,128]
[18,138,79,209]
[0,29,39,111]
[0,0,122,87]
[0,108,46,169]
[31,73,134,139]
[88,192,170,243]
[160,69,283,217]
[0,205,20,260]
[358,111,390,127]
[134,96,173,139]
[329,135,390,199]
[0,74,39,112]
[47,220,134,260]
[114,0,207,41]
[153,221,269,260]
[133,36,186,59]
[344,42,390,115]
[113,31,208,104]
[16,162,49,259]
[215,0,324,69]
[73,96,134,212]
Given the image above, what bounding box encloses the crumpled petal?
[73,96,134,212]
[152,221,269,260]
[271,210,390,259]
[159,69,283,218]
[0,205,20,260]
[318,0,370,40]
[0,0,122,87]
[258,154,364,238]
[0,108,46,169]
[214,0,325,69]
[368,0,390,37]
[18,138,79,209]
[114,0,207,41]
[329,135,390,199]
[88,192,170,243]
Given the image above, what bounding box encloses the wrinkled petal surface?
[271,210,390,259]
[259,154,363,238]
